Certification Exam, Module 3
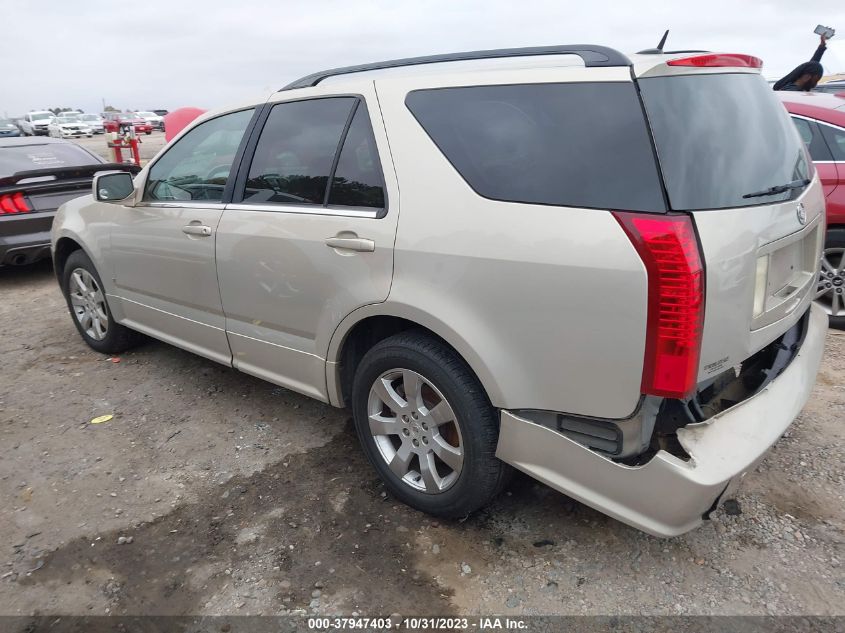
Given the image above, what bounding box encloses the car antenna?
[638,30,669,54]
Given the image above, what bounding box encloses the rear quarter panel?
[373,67,648,419]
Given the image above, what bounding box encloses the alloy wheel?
[367,368,464,494]
[816,248,845,317]
[69,268,109,341]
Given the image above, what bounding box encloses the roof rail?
[280,44,631,90]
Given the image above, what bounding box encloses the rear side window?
[328,103,385,208]
[405,83,665,212]
[244,98,355,205]
[0,143,101,176]
[242,97,386,210]
[145,108,254,202]
[819,123,845,161]
[791,117,833,161]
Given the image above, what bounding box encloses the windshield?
[80,114,99,121]
[0,143,100,176]
[639,73,812,210]
[137,112,155,117]
[57,115,81,123]
[0,119,15,126]
[31,112,52,121]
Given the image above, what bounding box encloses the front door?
[109,108,256,364]
[215,90,399,401]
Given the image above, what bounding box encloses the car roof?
[0,136,75,147]
[777,91,845,126]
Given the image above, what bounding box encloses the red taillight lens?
[613,212,705,399]
[667,53,762,69]
[0,192,31,214]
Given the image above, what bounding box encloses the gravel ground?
[70,130,167,164]
[0,261,843,617]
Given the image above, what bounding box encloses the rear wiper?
[742,178,810,199]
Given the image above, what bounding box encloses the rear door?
[109,108,255,365]
[638,70,825,379]
[215,87,398,401]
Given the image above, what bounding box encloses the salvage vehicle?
[79,113,105,134]
[778,92,845,328]
[19,110,54,136]
[102,112,152,135]
[0,119,21,138]
[47,114,93,138]
[1,137,136,266]
[52,45,826,536]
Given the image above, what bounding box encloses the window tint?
[144,108,253,202]
[243,98,356,205]
[819,123,845,161]
[0,143,101,176]
[328,104,385,208]
[791,117,833,161]
[640,74,811,210]
[405,83,665,211]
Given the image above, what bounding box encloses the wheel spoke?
[72,270,88,294]
[369,413,400,436]
[388,442,413,478]
[401,370,423,409]
[832,292,843,316]
[820,256,836,276]
[92,316,105,339]
[426,400,455,427]
[372,377,407,415]
[70,293,86,307]
[431,435,463,473]
[419,451,442,493]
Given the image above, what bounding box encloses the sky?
[2,0,845,117]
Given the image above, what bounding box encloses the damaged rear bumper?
[495,303,827,537]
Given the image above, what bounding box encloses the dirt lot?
[72,130,167,164]
[0,261,843,618]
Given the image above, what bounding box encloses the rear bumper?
[495,303,827,537]
[0,214,54,265]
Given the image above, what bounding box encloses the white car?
[47,114,93,138]
[79,113,105,134]
[134,111,164,130]
[19,111,54,136]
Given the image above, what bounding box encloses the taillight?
[0,192,32,214]
[667,53,762,69]
[613,212,705,399]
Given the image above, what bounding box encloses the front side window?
[144,108,253,202]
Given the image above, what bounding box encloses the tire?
[61,250,145,354]
[352,330,511,517]
[818,227,845,330]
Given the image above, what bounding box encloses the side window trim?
[231,94,389,217]
[817,121,845,162]
[140,106,261,205]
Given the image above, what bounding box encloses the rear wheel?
[817,228,845,330]
[61,250,145,354]
[352,330,510,517]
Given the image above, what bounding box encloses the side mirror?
[94,171,135,202]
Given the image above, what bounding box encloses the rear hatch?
[635,63,824,382]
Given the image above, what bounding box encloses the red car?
[779,92,845,328]
[101,112,153,135]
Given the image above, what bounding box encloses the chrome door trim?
[136,202,228,210]
[226,202,380,219]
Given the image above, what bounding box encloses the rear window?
[0,143,100,176]
[405,83,666,212]
[639,73,812,210]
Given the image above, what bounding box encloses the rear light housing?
[667,53,762,69]
[0,192,33,214]
[613,212,705,399]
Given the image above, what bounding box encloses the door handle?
[325,236,375,252]
[182,224,212,237]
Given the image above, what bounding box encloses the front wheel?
[817,227,845,330]
[352,330,510,517]
[61,250,145,354]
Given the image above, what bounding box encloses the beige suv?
[52,44,827,536]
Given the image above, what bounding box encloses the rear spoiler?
[0,163,140,189]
